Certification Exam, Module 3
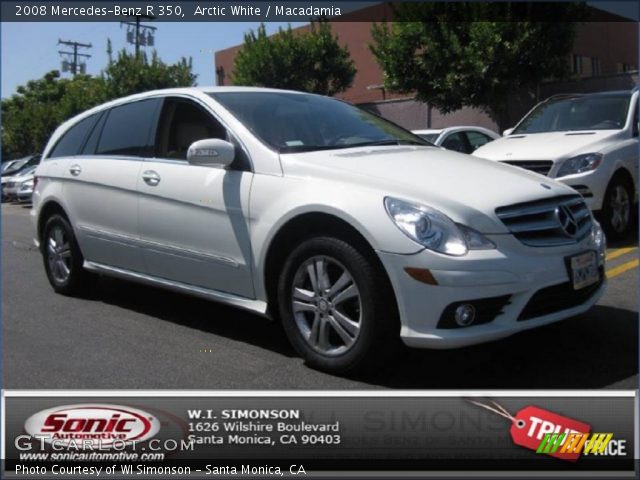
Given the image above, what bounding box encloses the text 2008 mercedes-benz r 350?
[33,87,606,373]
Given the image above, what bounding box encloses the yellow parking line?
[606,246,638,261]
[606,259,640,279]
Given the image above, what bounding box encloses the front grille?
[495,195,593,247]
[518,268,604,321]
[438,295,511,329]
[501,160,553,176]
[6,182,15,188]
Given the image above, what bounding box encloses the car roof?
[412,129,441,135]
[413,126,497,135]
[547,90,634,101]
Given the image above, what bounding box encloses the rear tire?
[277,236,400,374]
[42,214,95,295]
[601,175,633,240]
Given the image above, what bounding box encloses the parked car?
[3,165,37,201]
[17,178,35,203]
[2,160,19,173]
[33,87,606,374]
[474,89,639,239]
[412,127,500,154]
[1,154,40,177]
[1,175,14,201]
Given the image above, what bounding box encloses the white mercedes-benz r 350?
[32,87,606,373]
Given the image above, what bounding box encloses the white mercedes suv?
[33,87,606,373]
[474,88,639,239]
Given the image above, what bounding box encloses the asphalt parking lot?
[2,203,638,390]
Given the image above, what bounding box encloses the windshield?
[210,92,431,153]
[19,166,37,176]
[514,93,631,134]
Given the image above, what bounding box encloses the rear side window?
[465,131,493,151]
[441,132,470,153]
[48,114,100,159]
[96,98,161,157]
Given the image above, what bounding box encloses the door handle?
[142,170,161,186]
[69,164,82,176]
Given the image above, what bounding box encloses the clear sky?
[0,21,306,98]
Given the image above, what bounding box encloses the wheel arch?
[262,211,398,319]
[610,167,636,201]
[37,200,71,245]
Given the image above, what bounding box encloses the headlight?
[557,153,602,177]
[384,197,495,256]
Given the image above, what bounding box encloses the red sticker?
[510,405,591,461]
[467,400,592,462]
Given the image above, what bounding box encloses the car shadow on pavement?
[93,276,297,358]
[92,275,637,389]
[355,304,638,389]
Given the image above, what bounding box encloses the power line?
[120,15,157,58]
[58,39,92,75]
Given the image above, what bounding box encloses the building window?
[572,54,583,75]
[617,62,636,73]
[216,66,225,86]
[591,57,601,77]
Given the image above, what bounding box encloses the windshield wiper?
[279,139,428,153]
[279,145,352,153]
[347,139,427,148]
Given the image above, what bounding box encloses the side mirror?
[502,128,514,136]
[187,138,235,168]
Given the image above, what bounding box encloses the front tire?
[42,214,95,295]
[601,175,633,240]
[277,237,399,374]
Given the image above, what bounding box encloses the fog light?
[454,304,476,326]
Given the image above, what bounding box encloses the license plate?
[569,251,599,290]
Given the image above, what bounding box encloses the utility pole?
[58,39,92,75]
[121,15,156,59]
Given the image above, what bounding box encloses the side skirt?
[83,261,269,318]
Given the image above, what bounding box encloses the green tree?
[232,22,356,96]
[370,3,585,130]
[2,42,197,158]
[2,72,108,158]
[102,40,197,98]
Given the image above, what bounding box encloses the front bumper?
[378,232,606,349]
[552,167,610,211]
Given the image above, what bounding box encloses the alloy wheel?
[290,255,362,356]
[47,226,72,283]
[610,184,630,233]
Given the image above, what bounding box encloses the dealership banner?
[1,391,637,478]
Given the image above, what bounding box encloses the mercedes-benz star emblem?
[555,205,578,237]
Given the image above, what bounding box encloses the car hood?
[12,173,34,182]
[281,146,577,233]
[473,130,620,161]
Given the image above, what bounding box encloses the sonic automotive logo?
[24,404,160,448]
